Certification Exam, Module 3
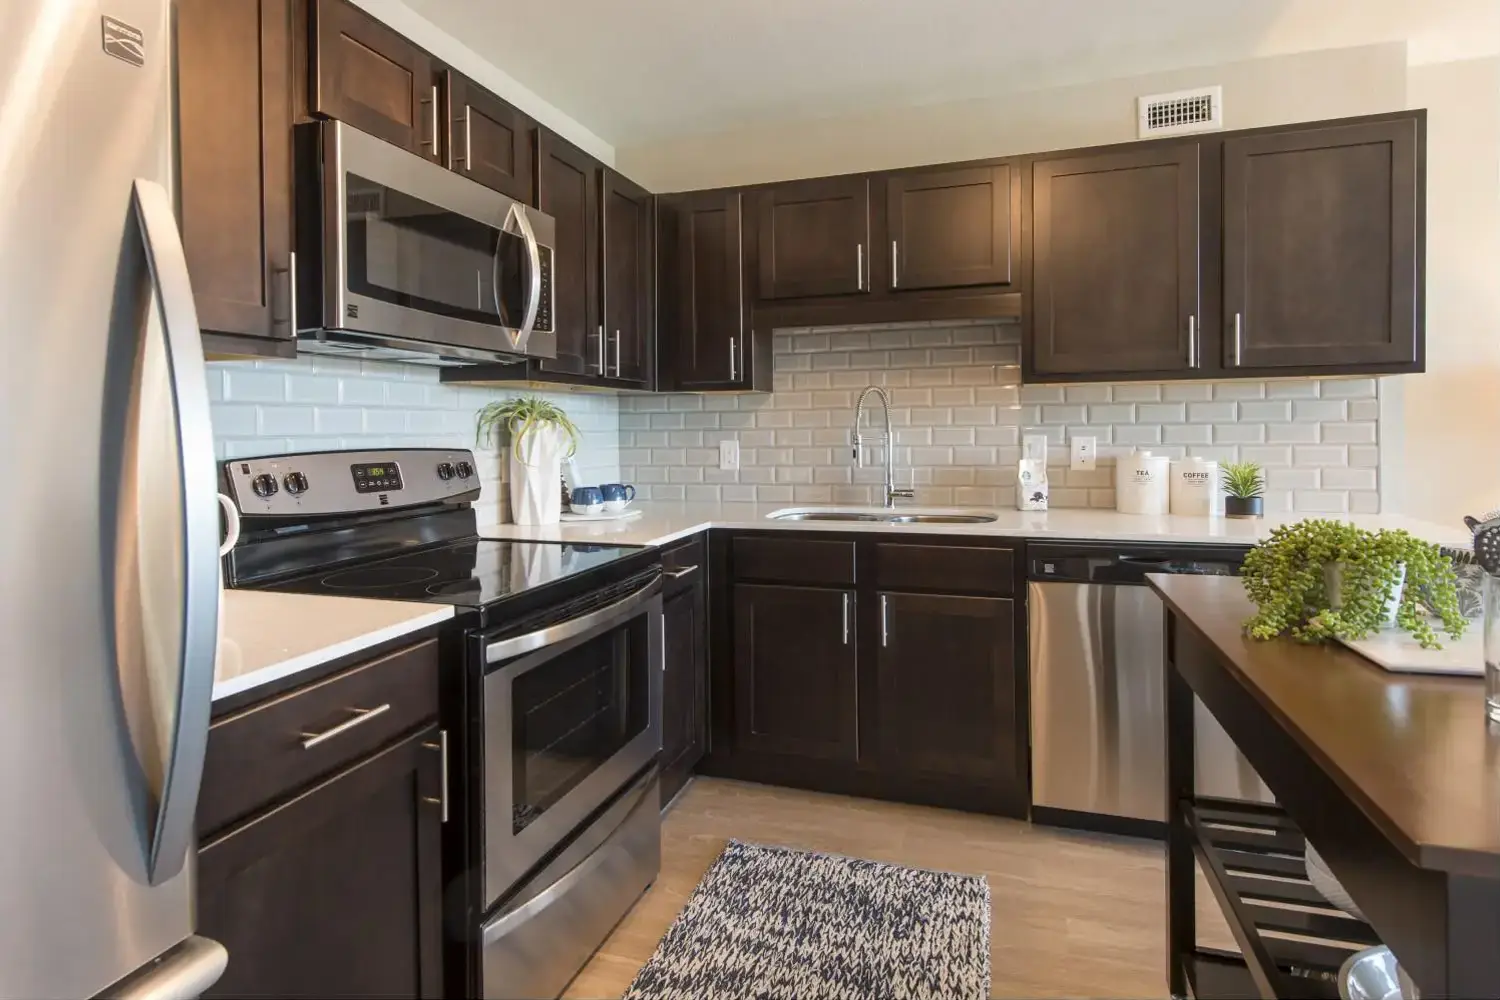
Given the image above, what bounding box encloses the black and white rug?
[623,840,991,1000]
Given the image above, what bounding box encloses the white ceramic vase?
[508,424,566,525]
[1324,561,1406,627]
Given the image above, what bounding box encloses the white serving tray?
[1336,625,1484,676]
[559,508,644,522]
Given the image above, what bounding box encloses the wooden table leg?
[1165,611,1197,1000]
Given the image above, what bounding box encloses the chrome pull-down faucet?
[853,385,915,509]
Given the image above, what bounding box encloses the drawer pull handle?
[663,564,699,580]
[422,730,450,823]
[300,704,391,749]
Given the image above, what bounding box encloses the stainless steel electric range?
[221,447,663,1000]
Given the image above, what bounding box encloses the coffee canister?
[1170,458,1221,517]
[1116,451,1171,515]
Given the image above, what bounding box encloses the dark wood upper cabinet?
[757,176,871,299]
[177,0,295,359]
[446,71,533,202]
[1029,142,1201,379]
[732,584,859,762]
[874,593,1018,787]
[535,130,600,377]
[198,729,444,998]
[312,0,441,161]
[601,169,654,384]
[660,190,754,390]
[1223,117,1421,372]
[887,164,1016,291]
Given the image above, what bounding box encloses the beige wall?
[1399,56,1500,524]
[615,43,1407,190]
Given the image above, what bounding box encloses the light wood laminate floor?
[565,777,1234,999]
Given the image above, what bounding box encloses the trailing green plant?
[1221,461,1265,499]
[1241,519,1465,649]
[475,395,580,464]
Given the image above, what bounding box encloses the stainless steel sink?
[886,513,998,524]
[770,511,885,521]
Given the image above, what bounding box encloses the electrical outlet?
[1071,436,1097,471]
[719,438,740,471]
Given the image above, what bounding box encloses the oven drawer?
[198,640,440,836]
[481,770,660,1000]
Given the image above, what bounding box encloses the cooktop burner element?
[258,538,645,608]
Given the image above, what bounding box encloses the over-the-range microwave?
[294,120,556,365]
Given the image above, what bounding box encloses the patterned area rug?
[622,840,991,1000]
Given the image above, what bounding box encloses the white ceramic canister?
[1170,457,1221,517]
[1116,451,1172,515]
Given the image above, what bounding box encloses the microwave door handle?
[502,202,543,352]
[128,179,220,886]
[485,575,661,665]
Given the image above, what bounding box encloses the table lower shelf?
[1179,797,1383,999]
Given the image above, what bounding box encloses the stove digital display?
[351,462,403,493]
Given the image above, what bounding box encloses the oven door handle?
[485,575,662,665]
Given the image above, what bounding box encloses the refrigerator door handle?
[128,179,220,886]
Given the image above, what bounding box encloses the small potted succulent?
[1241,519,1465,649]
[476,396,580,525]
[1221,461,1264,519]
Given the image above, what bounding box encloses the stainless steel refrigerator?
[2,1,225,996]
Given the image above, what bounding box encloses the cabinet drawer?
[198,640,440,836]
[733,535,855,586]
[661,533,706,597]
[874,542,1015,596]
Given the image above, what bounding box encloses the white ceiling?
[404,0,1500,147]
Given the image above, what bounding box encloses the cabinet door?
[601,169,654,384]
[1223,118,1420,371]
[535,130,600,377]
[661,584,707,805]
[177,0,293,353]
[756,177,871,299]
[447,71,533,202]
[875,593,1018,786]
[663,190,746,389]
[313,0,441,161]
[887,164,1015,291]
[198,730,444,998]
[1030,144,1201,377]
[732,584,858,762]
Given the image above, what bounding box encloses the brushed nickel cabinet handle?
[421,84,438,156]
[1233,312,1243,367]
[856,244,864,291]
[880,594,889,647]
[891,240,899,288]
[421,729,449,822]
[663,564,699,579]
[613,329,622,377]
[729,337,737,381]
[842,592,851,645]
[1187,315,1198,369]
[301,704,391,749]
[597,325,605,374]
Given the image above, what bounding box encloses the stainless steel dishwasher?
[1028,541,1273,835]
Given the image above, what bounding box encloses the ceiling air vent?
[1137,86,1223,138]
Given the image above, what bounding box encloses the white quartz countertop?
[214,590,453,703]
[480,502,1472,550]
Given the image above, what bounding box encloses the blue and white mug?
[600,483,636,512]
[569,486,604,514]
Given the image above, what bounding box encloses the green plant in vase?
[475,395,581,525]
[1241,519,1465,648]
[1221,461,1264,519]
[475,395,581,458]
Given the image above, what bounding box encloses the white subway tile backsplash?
[619,322,1383,512]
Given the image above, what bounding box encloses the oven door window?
[509,627,648,834]
[344,173,531,328]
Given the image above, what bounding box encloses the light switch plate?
[719,438,740,471]
[1071,436,1097,471]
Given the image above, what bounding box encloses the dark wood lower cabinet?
[661,584,707,806]
[732,584,859,762]
[198,729,444,999]
[874,592,1019,787]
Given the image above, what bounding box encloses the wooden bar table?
[1152,574,1500,999]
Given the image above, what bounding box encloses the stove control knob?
[284,471,309,495]
[251,473,279,498]
[455,461,474,480]
[436,462,454,481]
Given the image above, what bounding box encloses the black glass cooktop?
[254,538,647,608]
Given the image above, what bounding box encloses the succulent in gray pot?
[1221,461,1264,519]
